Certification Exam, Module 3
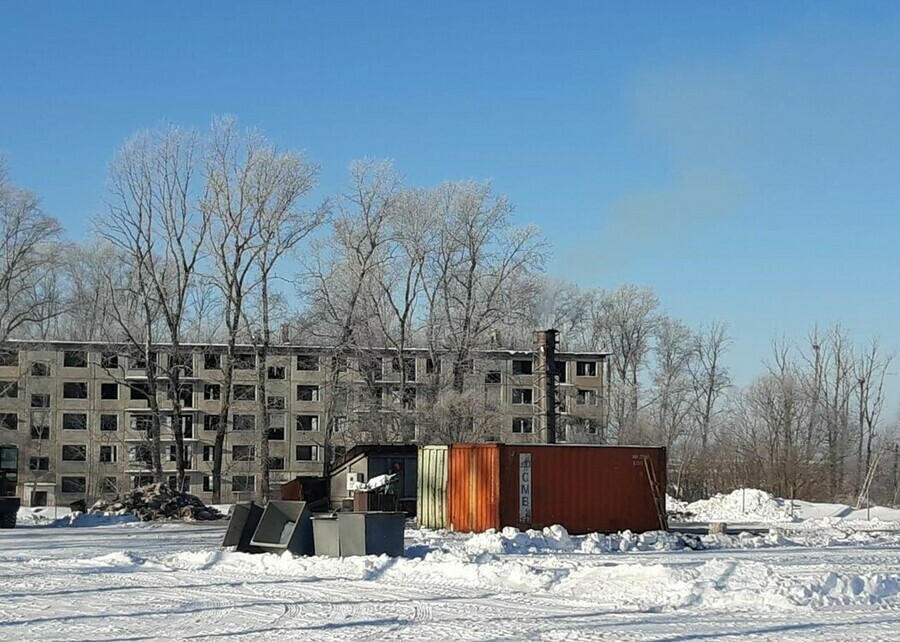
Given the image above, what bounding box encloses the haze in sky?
[2,1,899,393]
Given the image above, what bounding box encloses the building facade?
[0,340,608,506]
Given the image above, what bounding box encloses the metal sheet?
[448,444,500,533]
[498,445,667,534]
[416,446,449,529]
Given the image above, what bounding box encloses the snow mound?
[786,572,900,607]
[681,489,796,523]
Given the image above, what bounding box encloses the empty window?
[29,456,49,471]
[0,413,16,430]
[296,415,319,432]
[202,445,215,462]
[167,444,190,463]
[130,382,151,401]
[425,357,441,375]
[102,477,118,493]
[233,415,256,431]
[62,413,87,430]
[265,395,285,411]
[203,353,221,370]
[296,385,319,402]
[167,475,190,493]
[233,354,255,370]
[30,425,49,439]
[62,445,87,461]
[131,415,153,431]
[266,426,285,441]
[128,445,154,465]
[391,356,417,381]
[203,384,221,401]
[555,361,567,383]
[233,384,256,401]
[203,414,221,431]
[512,360,533,375]
[31,393,50,408]
[512,388,533,404]
[63,382,88,399]
[267,365,285,380]
[296,355,318,371]
[203,476,213,492]
[178,384,193,407]
[576,389,595,405]
[362,357,383,382]
[101,352,119,369]
[232,475,255,492]
[31,362,51,377]
[512,417,533,434]
[100,414,118,431]
[132,474,154,488]
[0,381,18,398]
[171,352,194,376]
[332,416,347,434]
[63,351,87,368]
[99,445,118,463]
[484,371,501,384]
[132,352,157,370]
[576,361,597,377]
[268,456,285,470]
[295,445,319,461]
[61,477,86,494]
[0,350,18,366]
[232,445,255,462]
[100,383,118,400]
[181,415,194,439]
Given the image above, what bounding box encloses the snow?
[2,499,900,640]
[667,488,900,526]
[348,473,396,492]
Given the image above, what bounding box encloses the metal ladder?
[634,455,668,531]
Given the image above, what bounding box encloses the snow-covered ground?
[2,495,899,641]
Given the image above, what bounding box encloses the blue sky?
[2,2,899,390]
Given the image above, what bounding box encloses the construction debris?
[89,483,224,522]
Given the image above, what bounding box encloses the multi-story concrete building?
[0,339,608,506]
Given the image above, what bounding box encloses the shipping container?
[417,444,666,534]
[417,446,449,529]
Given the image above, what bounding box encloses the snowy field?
[2,495,900,641]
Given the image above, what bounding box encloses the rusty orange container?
[439,444,666,534]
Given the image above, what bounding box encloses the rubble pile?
[89,483,224,522]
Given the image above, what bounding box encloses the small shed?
[328,444,418,515]
[418,443,667,534]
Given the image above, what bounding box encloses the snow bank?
[669,488,900,526]
[681,489,796,523]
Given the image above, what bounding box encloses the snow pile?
[425,524,789,559]
[673,489,796,523]
[786,572,900,607]
[89,483,224,522]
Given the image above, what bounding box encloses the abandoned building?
[0,335,608,505]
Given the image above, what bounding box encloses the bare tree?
[96,125,208,489]
[301,160,402,468]
[0,158,65,341]
[853,338,894,497]
[242,150,326,502]
[423,180,546,440]
[592,284,660,443]
[203,116,324,501]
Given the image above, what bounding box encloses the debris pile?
[89,483,224,522]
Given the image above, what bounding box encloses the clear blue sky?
[2,2,900,391]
